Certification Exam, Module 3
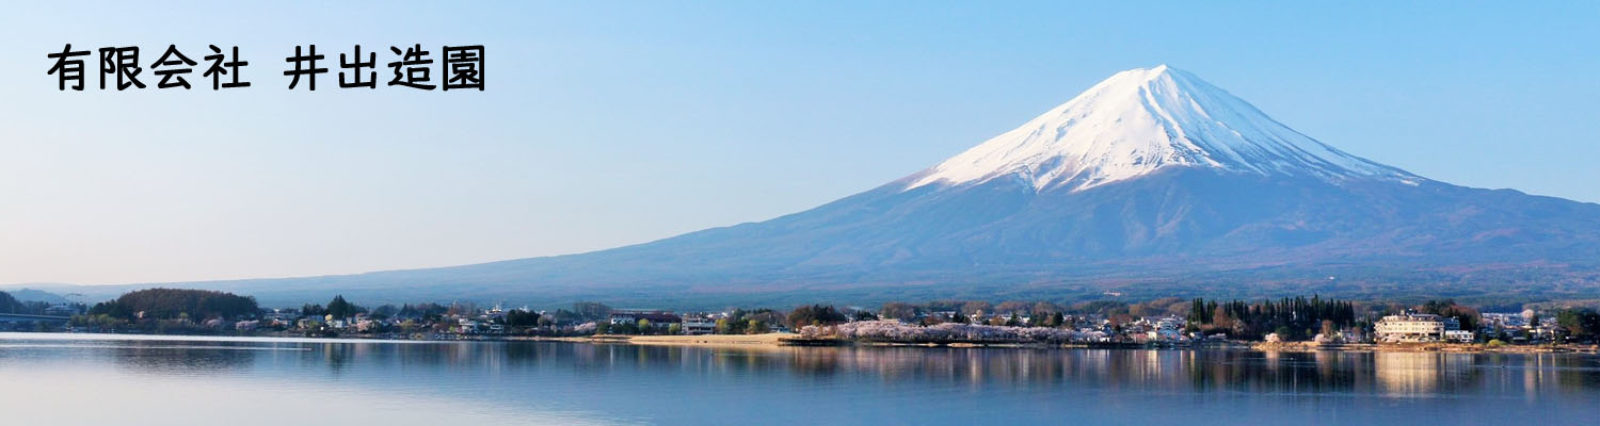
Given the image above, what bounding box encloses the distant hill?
[0,291,25,313]
[5,288,72,304]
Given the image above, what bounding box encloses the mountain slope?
[27,66,1600,307]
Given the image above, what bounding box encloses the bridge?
[0,313,71,323]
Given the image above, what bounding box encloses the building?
[1442,317,1461,331]
[608,310,684,328]
[264,309,300,322]
[1444,330,1475,343]
[1375,313,1445,343]
[680,316,717,335]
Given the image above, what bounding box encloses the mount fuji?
[40,66,1600,306]
[905,65,1419,192]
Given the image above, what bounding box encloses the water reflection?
[108,344,262,375]
[27,337,1600,399]
[4,334,1600,425]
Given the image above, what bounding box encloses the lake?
[2,333,1598,425]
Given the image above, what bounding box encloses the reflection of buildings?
[1375,313,1445,343]
[1374,352,1441,394]
[1373,352,1479,396]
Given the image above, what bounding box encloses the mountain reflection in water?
[2,334,1598,425]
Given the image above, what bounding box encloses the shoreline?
[5,331,1597,354]
[514,334,1600,354]
[1252,341,1600,354]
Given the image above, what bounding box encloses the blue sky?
[3,1,1598,284]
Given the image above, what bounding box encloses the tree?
[549,309,581,325]
[398,303,447,320]
[85,288,259,323]
[747,320,769,334]
[1188,298,1209,324]
[446,302,476,316]
[369,304,399,319]
[960,301,993,317]
[1178,296,1357,340]
[1418,299,1480,331]
[636,319,652,335]
[715,318,739,334]
[506,309,541,327]
[326,295,357,320]
[880,302,919,322]
[1274,326,1296,341]
[787,305,848,328]
[0,291,25,314]
[1557,309,1600,340]
[995,301,1031,315]
[667,323,683,335]
[744,309,786,327]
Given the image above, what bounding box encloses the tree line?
[86,288,258,321]
[1187,296,1357,340]
[1557,309,1600,340]
[0,291,29,314]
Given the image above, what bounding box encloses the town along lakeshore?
[10,290,1600,355]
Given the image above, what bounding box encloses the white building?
[1375,313,1445,343]
[1444,330,1475,343]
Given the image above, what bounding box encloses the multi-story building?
[608,310,684,328]
[1443,329,1475,343]
[1375,313,1445,343]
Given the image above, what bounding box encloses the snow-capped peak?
[905,65,1417,192]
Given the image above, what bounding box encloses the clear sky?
[3,1,1598,285]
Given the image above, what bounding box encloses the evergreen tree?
[326,295,356,320]
[951,312,969,324]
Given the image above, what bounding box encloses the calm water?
[2,333,1599,425]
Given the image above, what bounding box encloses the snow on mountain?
[907,65,1419,192]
